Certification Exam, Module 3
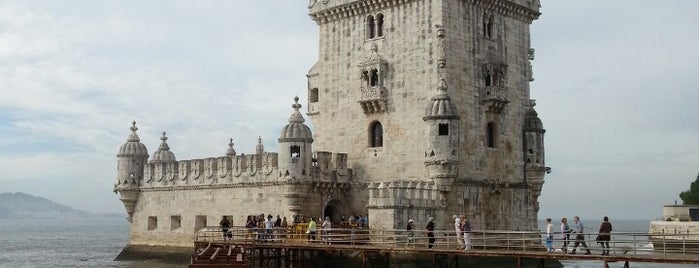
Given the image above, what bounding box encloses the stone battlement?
[139,151,351,190]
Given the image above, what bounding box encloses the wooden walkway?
[189,226,699,268]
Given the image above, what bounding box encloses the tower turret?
[114,121,149,222]
[226,138,237,156]
[150,131,176,163]
[278,96,314,179]
[423,78,460,192]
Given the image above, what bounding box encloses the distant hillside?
[0,192,105,219]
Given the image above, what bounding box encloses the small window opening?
[290,145,301,158]
[486,122,496,148]
[370,121,383,147]
[370,69,379,87]
[148,216,158,231]
[485,71,492,86]
[483,15,494,38]
[438,123,449,136]
[195,215,207,231]
[367,15,375,39]
[376,14,384,37]
[170,215,181,230]
[309,88,319,103]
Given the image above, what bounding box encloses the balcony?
[482,85,509,113]
[359,86,387,114]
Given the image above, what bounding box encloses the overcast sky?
[1,1,697,222]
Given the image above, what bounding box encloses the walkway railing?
[194,226,699,256]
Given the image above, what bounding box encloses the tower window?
[195,215,207,231]
[483,15,494,38]
[170,215,181,230]
[369,121,383,147]
[310,88,319,103]
[148,216,158,231]
[486,122,496,148]
[362,70,369,87]
[370,69,379,87]
[290,145,301,158]
[438,123,449,136]
[485,71,492,86]
[376,13,384,37]
[367,15,375,39]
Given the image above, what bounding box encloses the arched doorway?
[323,199,344,223]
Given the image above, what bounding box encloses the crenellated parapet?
[367,180,444,209]
[312,151,352,183]
[141,153,283,189]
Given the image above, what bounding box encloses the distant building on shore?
[114,0,549,251]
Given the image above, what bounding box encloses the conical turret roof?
[118,121,148,156]
[424,78,460,120]
[279,96,314,143]
[150,131,176,162]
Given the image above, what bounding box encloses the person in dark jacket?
[426,217,435,249]
[220,216,231,241]
[597,216,613,255]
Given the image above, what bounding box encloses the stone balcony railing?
[481,85,509,113]
[359,86,387,114]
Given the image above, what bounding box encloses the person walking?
[597,216,613,255]
[265,214,274,242]
[545,218,554,252]
[322,216,332,244]
[220,216,231,241]
[426,217,435,249]
[560,217,570,253]
[307,217,317,242]
[453,215,463,249]
[406,219,415,248]
[461,215,472,251]
[570,216,591,255]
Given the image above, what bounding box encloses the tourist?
[597,216,613,255]
[322,216,332,244]
[560,217,570,253]
[275,215,282,227]
[406,219,415,248]
[545,218,553,252]
[280,216,288,242]
[220,216,231,241]
[265,214,274,242]
[307,217,317,242]
[245,215,255,241]
[453,215,463,249]
[426,217,435,249]
[570,216,591,254]
[461,215,472,251]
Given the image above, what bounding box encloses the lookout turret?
[114,121,149,222]
[423,78,460,192]
[278,96,314,179]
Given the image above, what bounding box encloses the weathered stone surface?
[114,0,549,253]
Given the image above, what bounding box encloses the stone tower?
[307,0,547,230]
[114,122,149,222]
[278,96,314,179]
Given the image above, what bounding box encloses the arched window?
[486,16,493,38]
[370,69,379,87]
[486,122,496,148]
[376,13,384,37]
[369,121,383,147]
[362,70,370,87]
[483,15,494,38]
[367,15,375,39]
[484,70,492,87]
